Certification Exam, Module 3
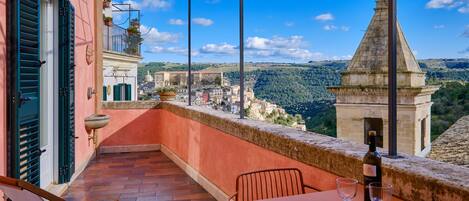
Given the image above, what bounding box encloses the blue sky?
[116,0,469,63]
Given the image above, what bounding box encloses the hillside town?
[139,70,307,131]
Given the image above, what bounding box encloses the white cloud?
[323,25,337,31]
[123,0,171,10]
[169,19,185,25]
[426,0,456,8]
[146,46,199,56]
[246,36,304,50]
[245,36,323,60]
[331,55,353,60]
[193,18,214,26]
[140,25,180,44]
[200,43,237,55]
[315,13,334,21]
[434,24,446,29]
[323,25,349,32]
[426,0,469,13]
[196,36,323,60]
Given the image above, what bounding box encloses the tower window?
[421,118,427,151]
[364,118,384,148]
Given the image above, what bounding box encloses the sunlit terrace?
[59,101,468,201]
[0,0,468,201]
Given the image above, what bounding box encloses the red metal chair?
[0,176,64,201]
[229,168,318,201]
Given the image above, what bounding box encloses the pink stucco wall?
[101,108,340,195]
[70,0,97,169]
[100,109,160,146]
[0,0,7,177]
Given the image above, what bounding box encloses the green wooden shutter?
[103,86,107,101]
[58,0,75,184]
[125,84,132,101]
[113,85,122,101]
[9,0,43,186]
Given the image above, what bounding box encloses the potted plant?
[130,18,140,29]
[127,27,139,35]
[103,0,112,9]
[124,27,143,55]
[156,87,177,101]
[104,16,113,26]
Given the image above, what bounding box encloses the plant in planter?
[156,87,177,101]
[130,18,140,29]
[127,27,139,35]
[124,27,143,55]
[103,0,112,9]
[104,16,113,26]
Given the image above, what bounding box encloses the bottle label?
[363,164,377,177]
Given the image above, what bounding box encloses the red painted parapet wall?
[156,109,340,194]
[101,108,340,195]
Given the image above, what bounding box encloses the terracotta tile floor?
[62,151,216,201]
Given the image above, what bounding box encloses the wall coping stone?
[103,101,469,201]
[102,101,160,110]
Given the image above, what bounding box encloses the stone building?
[328,0,439,156]
[154,71,224,88]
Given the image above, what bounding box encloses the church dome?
[144,71,153,82]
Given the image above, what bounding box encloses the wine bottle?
[363,130,382,201]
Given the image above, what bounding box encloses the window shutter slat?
[11,0,42,186]
[58,0,75,184]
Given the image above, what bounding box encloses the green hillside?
[139,59,469,139]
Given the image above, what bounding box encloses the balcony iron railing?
[103,23,141,56]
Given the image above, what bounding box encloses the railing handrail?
[103,23,141,57]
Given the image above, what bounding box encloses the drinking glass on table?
[368,182,393,201]
[336,178,358,201]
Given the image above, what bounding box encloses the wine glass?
[336,178,358,201]
[368,182,393,201]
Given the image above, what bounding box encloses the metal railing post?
[188,0,192,106]
[388,0,398,157]
[239,0,245,119]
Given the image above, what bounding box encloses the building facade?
[328,0,439,156]
[102,1,142,101]
[154,71,224,88]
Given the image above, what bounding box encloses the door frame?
[39,0,58,188]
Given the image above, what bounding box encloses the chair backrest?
[234,168,306,201]
[0,176,64,201]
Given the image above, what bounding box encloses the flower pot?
[104,19,113,27]
[159,92,176,101]
[127,29,136,35]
